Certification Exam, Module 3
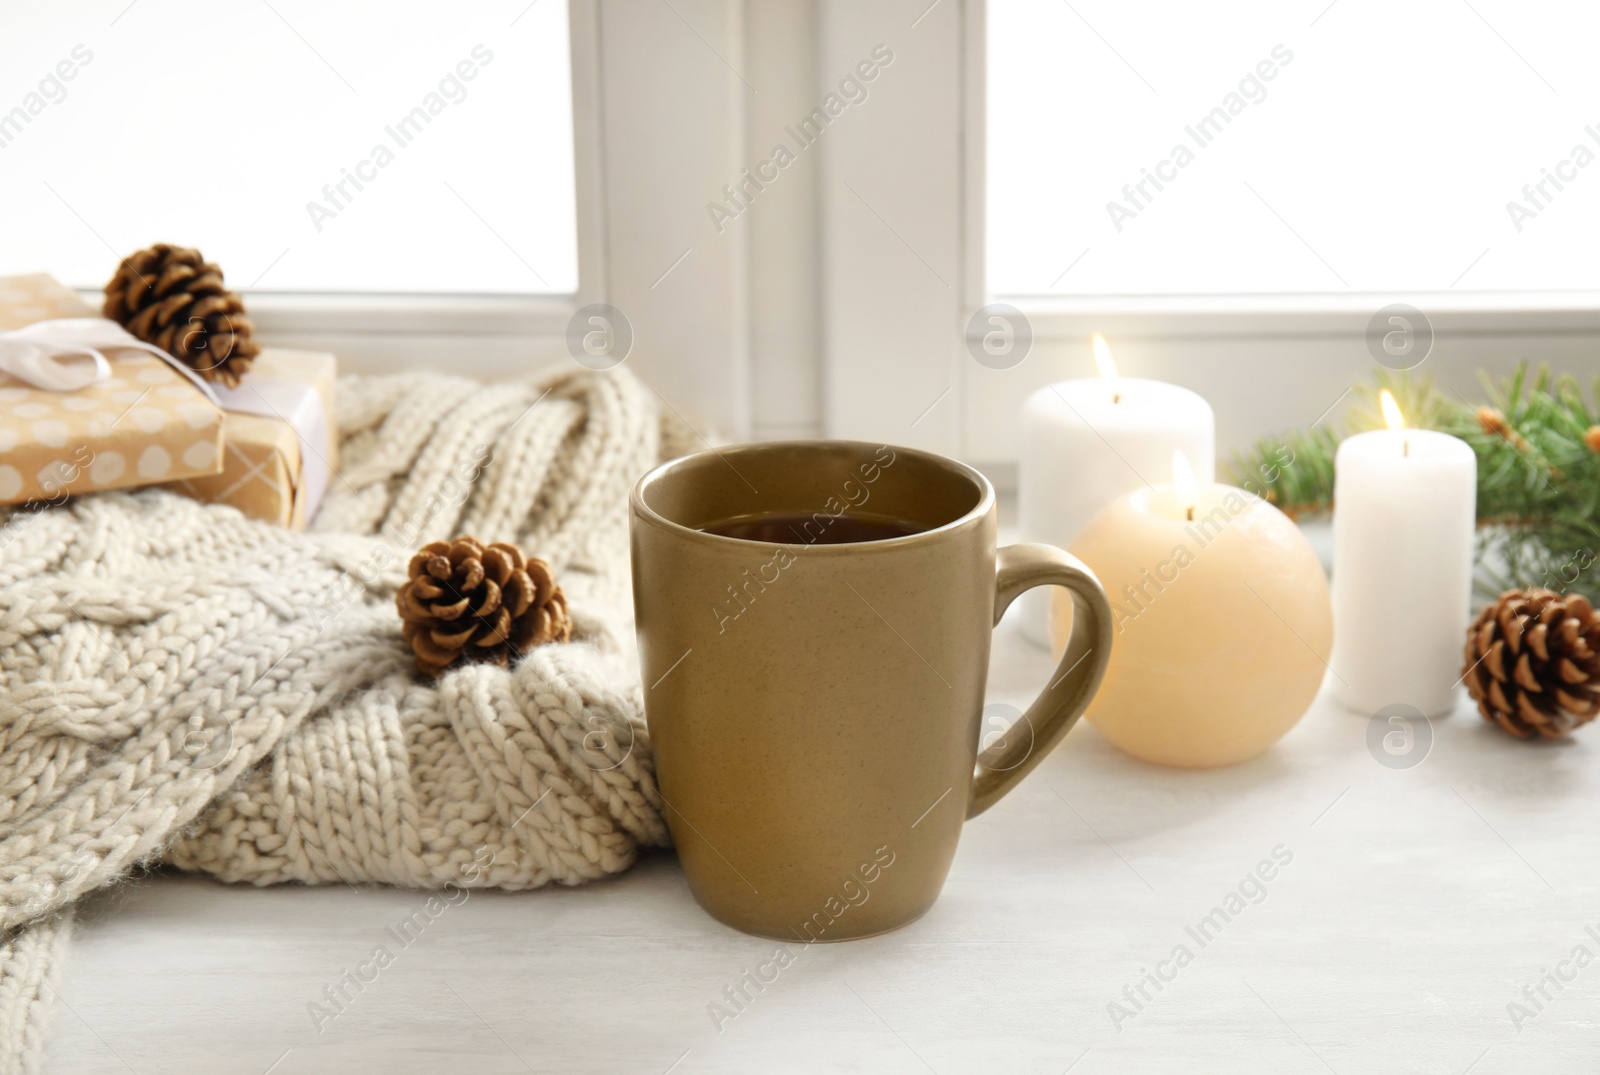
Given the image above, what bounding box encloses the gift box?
[171,348,338,529]
[0,274,225,506]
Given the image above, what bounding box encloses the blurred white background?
[989,0,1600,295]
[0,0,577,294]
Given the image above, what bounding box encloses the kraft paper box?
[0,274,225,506]
[171,349,338,529]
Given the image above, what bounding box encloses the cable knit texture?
[0,366,674,1073]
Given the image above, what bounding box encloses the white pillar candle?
[1019,337,1215,647]
[1329,392,1478,718]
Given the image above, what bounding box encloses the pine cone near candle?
[397,537,570,678]
[1463,588,1600,739]
[103,243,259,387]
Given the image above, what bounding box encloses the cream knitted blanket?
[0,366,683,1072]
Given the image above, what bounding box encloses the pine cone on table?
[1463,588,1600,739]
[103,243,259,387]
[397,536,570,678]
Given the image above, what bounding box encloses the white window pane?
[988,0,1600,296]
[0,0,576,294]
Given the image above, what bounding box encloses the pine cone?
[1463,588,1600,739]
[397,536,570,678]
[103,244,259,387]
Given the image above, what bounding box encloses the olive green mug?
[630,441,1112,940]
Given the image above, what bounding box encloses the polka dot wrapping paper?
[0,274,225,506]
[174,348,338,529]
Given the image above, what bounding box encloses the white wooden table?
[43,596,1600,1074]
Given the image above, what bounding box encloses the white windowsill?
[1001,291,1600,338]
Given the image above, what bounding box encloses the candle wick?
[1404,438,1410,459]
[1112,392,1122,404]
[1186,506,1195,522]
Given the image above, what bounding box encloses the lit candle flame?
[1379,389,1411,457]
[1380,389,1406,431]
[1092,334,1120,403]
[1172,450,1198,521]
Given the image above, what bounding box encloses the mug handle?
[968,543,1115,818]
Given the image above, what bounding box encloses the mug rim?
[630,439,996,553]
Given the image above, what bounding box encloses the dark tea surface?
[700,511,929,545]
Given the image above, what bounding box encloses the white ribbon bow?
[0,318,221,403]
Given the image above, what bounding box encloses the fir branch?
[1227,361,1600,602]
[1232,425,1340,520]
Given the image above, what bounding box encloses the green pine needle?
[1226,362,1600,602]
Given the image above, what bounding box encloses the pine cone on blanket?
[397,536,570,678]
[102,243,259,387]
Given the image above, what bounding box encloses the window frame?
[819,0,1600,477]
[99,0,1600,463]
[91,0,756,440]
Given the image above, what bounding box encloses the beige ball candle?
[1052,452,1333,768]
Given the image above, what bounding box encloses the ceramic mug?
[630,440,1112,940]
